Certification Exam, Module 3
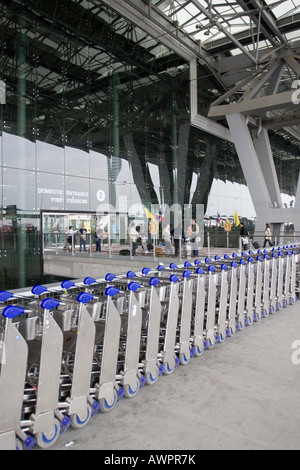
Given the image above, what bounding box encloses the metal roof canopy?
[151,0,300,56]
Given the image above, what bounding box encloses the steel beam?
[209,90,295,119]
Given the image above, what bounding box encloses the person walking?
[79,223,88,252]
[240,223,250,250]
[172,224,185,258]
[95,224,103,252]
[65,226,77,252]
[129,224,139,256]
[187,219,200,257]
[263,223,272,247]
[162,223,173,256]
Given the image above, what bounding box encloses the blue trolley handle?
[40,298,60,310]
[77,292,94,304]
[31,285,48,296]
[105,286,120,297]
[2,306,25,319]
[61,280,75,290]
[128,282,141,292]
[0,291,14,302]
[84,277,96,286]
[149,277,160,287]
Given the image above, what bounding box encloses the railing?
[42,229,300,262]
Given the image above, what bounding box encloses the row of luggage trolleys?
[0,245,298,450]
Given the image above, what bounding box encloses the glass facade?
[0,1,299,290]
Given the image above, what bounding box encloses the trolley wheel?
[254,312,261,322]
[219,333,226,343]
[16,438,23,450]
[123,379,140,398]
[194,345,204,357]
[99,390,118,413]
[145,367,159,385]
[70,403,92,429]
[206,338,215,350]
[35,418,60,449]
[179,352,190,365]
[163,359,175,376]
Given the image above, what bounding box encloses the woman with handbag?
[263,223,272,247]
[187,219,200,257]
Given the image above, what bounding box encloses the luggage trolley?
[0,292,36,450]
[139,273,165,384]
[15,286,67,449]
[245,256,256,326]
[196,257,230,345]
[95,286,124,413]
[276,250,285,309]
[155,263,200,365]
[215,263,230,343]
[70,276,124,413]
[52,280,100,429]
[227,261,239,337]
[204,264,219,349]
[175,261,207,357]
[129,269,165,383]
[236,258,247,331]
[114,268,164,385]
[104,273,146,398]
[254,254,264,321]
[183,257,216,350]
[162,263,195,364]
[152,266,181,374]
[283,250,294,307]
[261,252,272,317]
[269,252,280,312]
[289,249,298,304]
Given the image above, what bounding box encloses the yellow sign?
[234,210,240,227]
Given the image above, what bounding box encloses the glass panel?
[3,132,35,170]
[36,140,64,174]
[37,172,65,211]
[65,175,89,211]
[89,178,110,212]
[65,145,89,177]
[3,168,35,211]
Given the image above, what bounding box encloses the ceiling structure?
[0,0,299,197]
[151,0,300,53]
[150,0,300,142]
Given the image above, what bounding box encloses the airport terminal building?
[0,0,299,289]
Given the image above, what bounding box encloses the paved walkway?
[44,299,300,451]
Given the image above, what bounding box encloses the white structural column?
[226,113,271,216]
[252,127,283,209]
[226,113,282,240]
[226,112,298,241]
[294,173,300,233]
